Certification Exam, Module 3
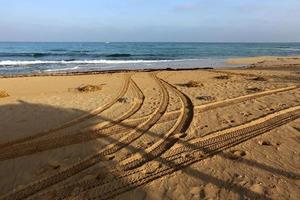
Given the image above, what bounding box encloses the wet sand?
[0,56,300,200]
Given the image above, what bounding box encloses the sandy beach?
[0,56,300,200]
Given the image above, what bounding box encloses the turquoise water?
[0,42,300,75]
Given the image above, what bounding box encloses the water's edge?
[1,42,299,75]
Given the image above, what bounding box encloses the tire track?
[127,85,299,125]
[0,79,144,161]
[29,87,300,200]
[0,74,131,150]
[1,77,298,199]
[119,78,194,171]
[92,72,169,158]
[25,106,300,200]
[0,73,169,200]
[194,86,298,113]
[208,69,300,82]
[207,69,257,78]
[80,78,145,132]
[67,106,300,200]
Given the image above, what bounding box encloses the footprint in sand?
[249,183,267,195]
[196,96,215,101]
[117,97,129,103]
[227,150,247,160]
[258,140,272,146]
[246,87,262,93]
[241,111,252,117]
[0,90,9,98]
[190,186,205,199]
[199,124,209,130]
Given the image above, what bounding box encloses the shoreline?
[1,55,299,78]
[0,67,217,78]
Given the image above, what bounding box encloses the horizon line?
[1,41,300,43]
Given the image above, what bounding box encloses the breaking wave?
[0,59,179,66]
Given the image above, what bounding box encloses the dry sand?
[0,57,300,200]
[227,56,300,70]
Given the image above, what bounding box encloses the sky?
[0,0,300,42]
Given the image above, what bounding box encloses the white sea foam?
[0,59,180,66]
[44,66,80,72]
[276,48,300,51]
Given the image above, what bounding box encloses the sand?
[0,57,300,200]
[227,56,300,70]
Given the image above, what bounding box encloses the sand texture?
[227,56,300,70]
[0,62,300,200]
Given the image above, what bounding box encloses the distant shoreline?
[1,55,300,78]
[0,67,216,78]
[1,42,300,75]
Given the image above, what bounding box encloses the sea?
[0,42,300,75]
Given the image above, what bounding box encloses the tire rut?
[119,78,194,171]
[59,106,300,200]
[0,74,131,150]
[128,85,299,125]
[0,73,169,200]
[0,79,144,161]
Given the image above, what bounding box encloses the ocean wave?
[0,52,65,58]
[106,53,131,57]
[0,52,168,58]
[276,46,290,49]
[275,48,300,51]
[49,49,67,52]
[0,52,97,58]
[70,50,91,53]
[0,59,179,66]
[44,66,80,72]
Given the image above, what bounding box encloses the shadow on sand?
[0,100,298,199]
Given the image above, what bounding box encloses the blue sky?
[0,0,300,42]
